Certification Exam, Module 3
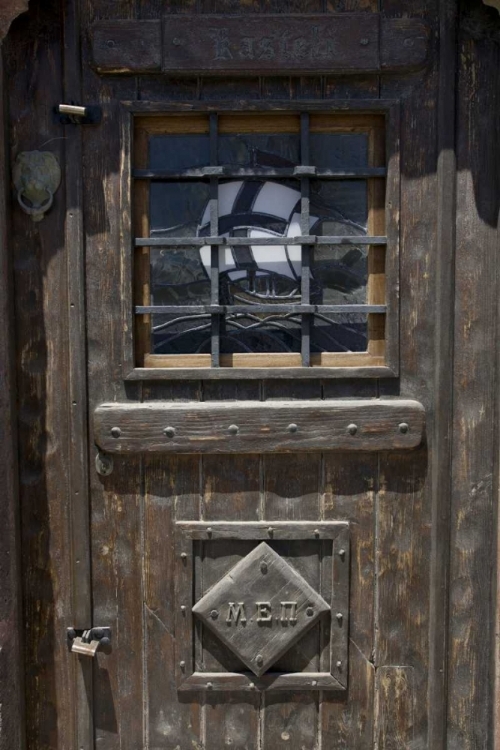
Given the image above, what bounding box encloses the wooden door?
[79,3,437,749]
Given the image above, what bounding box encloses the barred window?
[132,111,390,371]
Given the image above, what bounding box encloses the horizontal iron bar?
[132,167,387,180]
[135,304,386,315]
[136,236,387,247]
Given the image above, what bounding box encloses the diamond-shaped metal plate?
[192,542,330,676]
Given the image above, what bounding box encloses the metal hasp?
[67,627,112,658]
[13,150,61,222]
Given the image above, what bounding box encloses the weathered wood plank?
[0,48,25,750]
[374,666,414,748]
[143,454,201,749]
[321,451,377,748]
[94,399,425,453]
[5,3,75,748]
[447,20,499,749]
[90,16,430,75]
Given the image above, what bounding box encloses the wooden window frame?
[120,100,400,381]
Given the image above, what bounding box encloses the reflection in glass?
[311,313,368,353]
[150,247,210,307]
[150,182,210,239]
[218,134,300,168]
[149,134,209,171]
[311,245,368,306]
[220,312,302,354]
[310,134,368,170]
[311,180,368,232]
[152,313,212,355]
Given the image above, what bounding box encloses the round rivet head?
[207,682,213,690]
[256,655,263,667]
[336,660,343,669]
[399,422,409,434]
[312,680,318,687]
[338,548,346,558]
[336,612,343,622]
[228,424,239,435]
[181,552,187,560]
[180,605,186,613]
[210,609,219,620]
[306,606,314,617]
[347,423,358,436]
[207,527,213,537]
[180,660,186,670]
[164,426,176,438]
[268,527,274,537]
[110,426,121,438]
[288,423,298,433]
[260,561,268,574]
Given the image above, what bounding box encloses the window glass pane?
[218,134,300,168]
[311,180,368,234]
[151,312,212,355]
[220,312,302,355]
[150,182,210,237]
[311,313,368,353]
[150,247,210,306]
[311,245,368,305]
[149,134,209,170]
[310,133,368,170]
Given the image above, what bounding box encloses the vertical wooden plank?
[378,5,438,749]
[81,0,145,746]
[428,2,457,748]
[5,3,76,749]
[144,454,202,749]
[202,380,261,750]
[374,667,414,749]
[448,21,500,750]
[321,451,377,749]
[0,47,26,750]
[262,380,321,750]
[62,0,94,748]
[91,458,143,750]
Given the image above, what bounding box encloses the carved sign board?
[193,542,330,676]
[91,16,431,76]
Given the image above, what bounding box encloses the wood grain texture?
[94,399,425,453]
[0,49,25,750]
[374,667,414,748]
[448,16,499,749]
[4,3,75,748]
[90,16,430,75]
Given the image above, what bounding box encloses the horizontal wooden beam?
[91,16,430,76]
[93,399,425,454]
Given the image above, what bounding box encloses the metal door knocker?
[13,150,61,222]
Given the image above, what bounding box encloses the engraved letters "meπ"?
[226,601,299,625]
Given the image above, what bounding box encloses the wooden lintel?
[93,399,425,454]
[91,16,430,76]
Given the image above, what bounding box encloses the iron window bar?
[132,167,387,180]
[137,236,387,247]
[136,305,386,315]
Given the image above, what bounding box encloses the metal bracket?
[67,627,112,658]
[56,103,102,125]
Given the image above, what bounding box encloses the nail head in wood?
[228,424,239,435]
[210,609,219,619]
[347,423,358,435]
[288,423,298,433]
[399,422,409,434]
[110,426,121,438]
[163,426,176,438]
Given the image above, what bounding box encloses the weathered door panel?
[81,2,435,749]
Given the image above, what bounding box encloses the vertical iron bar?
[301,112,311,367]
[209,113,220,367]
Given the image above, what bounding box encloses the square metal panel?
[174,522,350,692]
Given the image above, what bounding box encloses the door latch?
[67,627,112,657]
